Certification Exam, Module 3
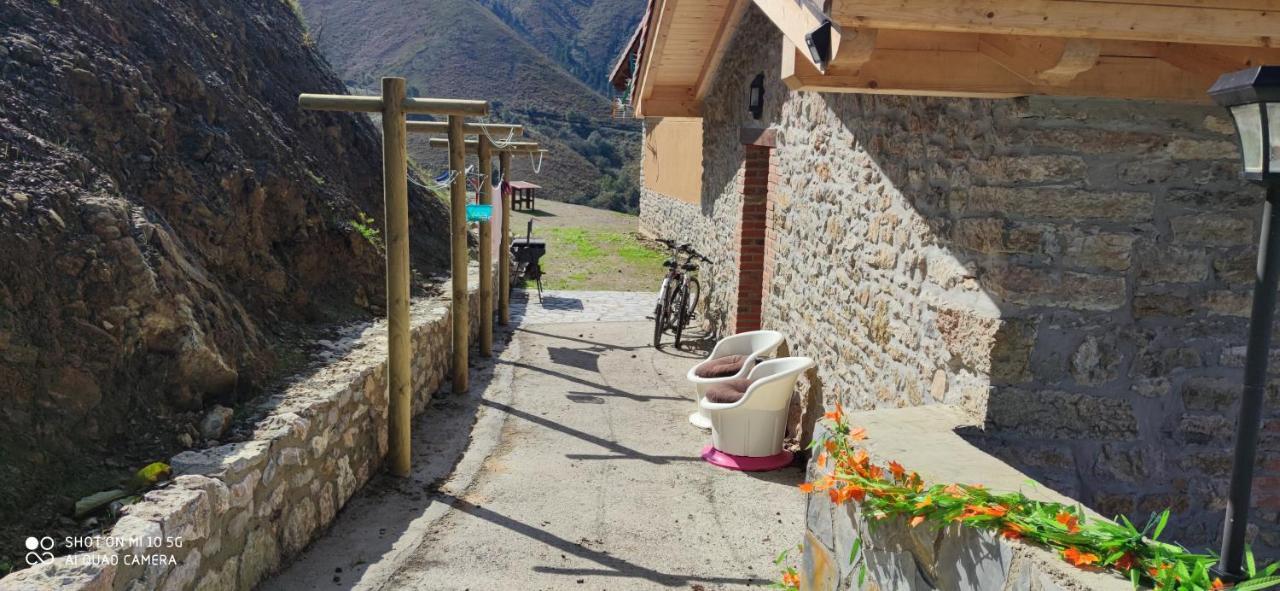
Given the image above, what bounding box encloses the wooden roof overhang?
[615,0,1280,116]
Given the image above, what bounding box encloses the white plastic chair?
[700,357,815,458]
[685,330,785,429]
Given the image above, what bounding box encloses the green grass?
[524,228,665,291]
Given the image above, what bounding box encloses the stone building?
[612,0,1280,587]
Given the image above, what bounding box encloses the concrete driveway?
[264,301,803,590]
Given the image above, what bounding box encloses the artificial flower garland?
[777,405,1280,591]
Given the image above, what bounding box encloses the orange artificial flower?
[782,570,800,588]
[909,515,926,528]
[1000,523,1024,540]
[1061,547,1100,568]
[915,496,933,510]
[824,403,845,422]
[824,439,838,454]
[1055,512,1081,534]
[1114,552,1137,572]
[888,461,906,481]
[848,426,867,441]
[959,504,1009,520]
[943,484,965,497]
[798,482,815,493]
[817,452,828,467]
[812,475,837,492]
[1212,578,1227,590]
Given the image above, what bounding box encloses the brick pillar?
[733,145,774,333]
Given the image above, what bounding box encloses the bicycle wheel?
[675,278,699,350]
[652,281,670,349]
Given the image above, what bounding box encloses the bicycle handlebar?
[655,238,712,265]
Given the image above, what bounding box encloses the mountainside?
[0,0,449,563]
[301,0,645,212]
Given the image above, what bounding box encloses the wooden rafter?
[694,0,750,101]
[780,31,1217,101]
[830,0,1280,48]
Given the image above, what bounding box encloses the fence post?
[382,77,412,478]
[478,136,494,356]
[498,151,512,325]
[449,115,469,393]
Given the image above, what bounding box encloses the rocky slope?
[0,0,450,568]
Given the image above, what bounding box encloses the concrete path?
[511,289,656,326]
[263,296,804,590]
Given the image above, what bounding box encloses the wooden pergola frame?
[299,80,526,478]
[617,0,1280,116]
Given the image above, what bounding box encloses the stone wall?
[640,4,1279,563]
[0,266,494,591]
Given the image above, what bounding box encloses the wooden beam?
[298,94,489,116]
[381,78,412,478]
[831,0,1280,48]
[979,35,1101,86]
[634,0,680,114]
[1156,43,1280,77]
[752,0,843,71]
[782,44,1213,101]
[695,0,750,101]
[498,151,512,326]
[406,121,523,136]
[477,137,494,358]
[426,138,543,152]
[448,115,468,395]
[638,85,702,118]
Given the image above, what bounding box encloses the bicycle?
[652,239,709,350]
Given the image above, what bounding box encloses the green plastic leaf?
[1153,509,1169,541]
[1235,575,1280,591]
[74,489,130,518]
[1250,545,1259,577]
[858,563,867,586]
[849,537,862,565]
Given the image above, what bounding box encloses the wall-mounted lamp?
[748,74,765,120]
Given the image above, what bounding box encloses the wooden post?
[381,78,412,478]
[478,137,494,355]
[499,151,512,325]
[449,115,469,394]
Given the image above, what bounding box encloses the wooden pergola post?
[298,79,488,478]
[498,150,512,326]
[477,136,494,355]
[381,77,412,477]
[448,115,468,394]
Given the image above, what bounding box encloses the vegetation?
[351,211,384,252]
[779,409,1280,591]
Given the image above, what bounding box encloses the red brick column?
[733,145,775,333]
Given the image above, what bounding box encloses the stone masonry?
[0,266,493,591]
[638,3,1279,572]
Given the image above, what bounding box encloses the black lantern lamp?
[748,73,765,120]
[1210,65,1280,580]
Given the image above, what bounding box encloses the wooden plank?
[381,78,412,478]
[1156,43,1280,76]
[298,94,489,116]
[782,45,1213,101]
[448,115,469,395]
[831,0,1280,47]
[638,85,702,118]
[498,151,512,326]
[477,137,494,358]
[635,0,679,109]
[406,122,523,136]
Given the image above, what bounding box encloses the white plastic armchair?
[700,357,815,458]
[685,330,785,429]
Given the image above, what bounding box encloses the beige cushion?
[694,354,749,378]
[704,378,752,404]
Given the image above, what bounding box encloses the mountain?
[0,0,449,568]
[300,0,645,212]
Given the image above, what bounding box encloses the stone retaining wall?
[642,3,1277,562]
[1,266,494,591]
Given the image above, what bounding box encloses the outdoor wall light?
[748,74,765,120]
[1209,65,1280,580]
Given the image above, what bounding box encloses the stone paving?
[511,289,656,325]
